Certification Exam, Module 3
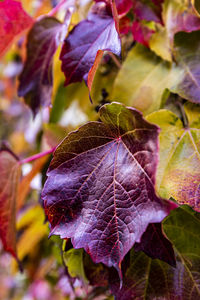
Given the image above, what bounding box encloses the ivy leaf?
[60,2,121,88]
[146,109,200,212]
[111,44,182,115]
[42,102,176,273]
[0,0,33,57]
[0,149,21,259]
[170,31,200,104]
[18,16,70,116]
[111,206,200,299]
[134,222,176,266]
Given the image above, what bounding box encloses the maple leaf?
[0,0,33,58]
[18,16,70,116]
[0,149,21,259]
[60,2,121,88]
[42,103,177,272]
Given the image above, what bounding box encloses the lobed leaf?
[18,16,70,116]
[0,149,21,259]
[60,2,121,88]
[0,0,33,57]
[42,102,176,273]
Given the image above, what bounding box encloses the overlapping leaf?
[111,206,200,300]
[18,16,70,115]
[42,102,176,272]
[60,2,121,88]
[95,0,133,16]
[0,149,21,259]
[170,31,200,103]
[134,222,176,266]
[149,0,200,61]
[147,108,200,212]
[133,0,163,23]
[111,44,182,115]
[0,0,33,57]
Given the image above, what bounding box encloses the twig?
[19,147,56,165]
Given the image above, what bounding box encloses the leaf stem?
[109,52,121,68]
[19,147,56,165]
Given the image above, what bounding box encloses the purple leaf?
[60,2,121,87]
[18,16,70,116]
[134,223,176,267]
[42,103,177,272]
[133,0,163,23]
[95,0,133,16]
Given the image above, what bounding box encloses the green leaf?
[146,109,200,212]
[63,248,88,283]
[111,44,182,115]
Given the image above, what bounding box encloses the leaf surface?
[134,222,176,266]
[60,2,121,87]
[147,109,200,212]
[170,31,200,104]
[0,149,21,259]
[18,16,70,116]
[149,0,200,61]
[111,206,200,300]
[111,44,182,115]
[42,102,176,271]
[0,0,33,57]
[63,248,88,283]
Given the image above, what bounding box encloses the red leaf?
[60,2,121,87]
[0,149,21,259]
[0,0,33,57]
[18,16,70,116]
[132,21,154,47]
[42,103,177,272]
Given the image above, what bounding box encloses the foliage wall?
[0,0,200,299]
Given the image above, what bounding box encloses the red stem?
[19,147,56,165]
